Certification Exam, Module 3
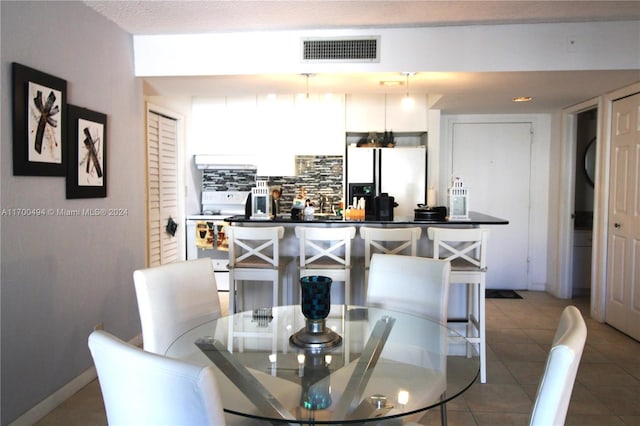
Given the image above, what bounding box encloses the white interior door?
[606,92,640,341]
[451,122,532,289]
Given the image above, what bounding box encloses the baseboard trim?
[9,367,97,426]
[9,333,142,425]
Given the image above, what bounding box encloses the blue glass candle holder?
[300,275,332,320]
[290,276,342,349]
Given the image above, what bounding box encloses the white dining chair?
[226,225,289,313]
[366,253,451,324]
[133,258,222,354]
[295,226,357,305]
[88,330,227,426]
[359,226,422,288]
[366,253,451,425]
[529,305,587,426]
[428,226,489,383]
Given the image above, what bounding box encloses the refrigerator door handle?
[374,148,382,196]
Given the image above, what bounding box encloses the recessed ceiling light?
[512,96,533,102]
[380,80,403,86]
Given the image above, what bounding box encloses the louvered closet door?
[146,111,178,266]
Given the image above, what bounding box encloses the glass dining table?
[165,305,479,425]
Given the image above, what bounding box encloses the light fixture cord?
[405,73,409,97]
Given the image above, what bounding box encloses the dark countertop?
[224,211,508,225]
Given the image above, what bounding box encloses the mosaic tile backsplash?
[201,155,344,214]
[202,169,257,192]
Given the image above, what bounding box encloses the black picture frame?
[12,62,67,176]
[66,105,107,199]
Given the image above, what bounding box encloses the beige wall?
[1,2,145,423]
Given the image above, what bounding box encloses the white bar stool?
[428,226,490,383]
[227,225,288,314]
[359,226,422,287]
[294,226,356,306]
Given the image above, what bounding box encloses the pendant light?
[401,72,415,110]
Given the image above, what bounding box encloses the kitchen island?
[224,211,508,309]
[226,211,508,226]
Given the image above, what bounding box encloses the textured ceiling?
[84,1,640,113]
[84,1,640,34]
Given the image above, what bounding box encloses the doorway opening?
[572,108,597,298]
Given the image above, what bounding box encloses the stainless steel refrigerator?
[346,145,427,220]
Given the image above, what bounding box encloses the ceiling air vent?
[301,36,380,63]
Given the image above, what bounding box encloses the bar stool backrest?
[295,226,356,269]
[227,226,285,269]
[428,227,489,271]
[360,226,422,267]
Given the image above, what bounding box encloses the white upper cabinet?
[345,94,386,132]
[385,94,428,132]
[252,93,345,175]
[292,94,346,155]
[224,96,258,150]
[255,94,296,175]
[345,93,428,132]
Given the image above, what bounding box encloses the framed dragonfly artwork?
[66,105,107,198]
[12,63,67,176]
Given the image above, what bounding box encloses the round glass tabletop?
[165,305,479,424]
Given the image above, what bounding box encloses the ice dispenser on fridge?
[348,183,375,220]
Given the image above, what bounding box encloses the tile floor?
[34,291,640,426]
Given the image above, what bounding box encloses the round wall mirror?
[584,137,596,186]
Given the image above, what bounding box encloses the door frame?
[557,97,600,301]
[559,82,640,322]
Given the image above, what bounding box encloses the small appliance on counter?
[348,183,375,220]
[374,193,398,221]
[414,205,447,221]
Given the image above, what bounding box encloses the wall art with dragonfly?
[12,63,67,176]
[66,105,107,198]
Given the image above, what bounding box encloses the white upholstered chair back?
[89,330,226,426]
[366,253,451,324]
[365,253,451,425]
[529,305,587,426]
[133,258,222,354]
